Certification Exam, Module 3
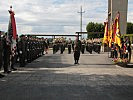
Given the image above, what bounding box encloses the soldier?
[2,33,11,73]
[26,35,31,63]
[74,36,81,64]
[96,39,101,54]
[60,38,64,54]
[0,31,5,78]
[44,38,48,54]
[53,39,56,54]
[67,38,72,54]
[0,31,3,70]
[81,38,86,54]
[18,35,26,67]
[45,38,49,54]
[86,39,93,54]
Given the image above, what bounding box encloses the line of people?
[110,37,132,63]
[0,33,48,78]
[52,37,102,55]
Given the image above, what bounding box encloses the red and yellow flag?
[103,21,108,44]
[109,22,114,47]
[114,13,121,47]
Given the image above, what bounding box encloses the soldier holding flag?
[7,6,17,71]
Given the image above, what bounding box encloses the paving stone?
[0,51,133,100]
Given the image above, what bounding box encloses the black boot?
[0,74,5,78]
[77,60,79,64]
[74,60,77,64]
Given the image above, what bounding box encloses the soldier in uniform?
[53,39,56,54]
[0,31,5,78]
[74,36,81,64]
[60,38,64,54]
[0,31,3,71]
[96,39,101,54]
[3,33,11,73]
[18,35,26,67]
[45,38,49,54]
[10,36,17,71]
[26,35,31,63]
[81,38,86,54]
[110,42,115,58]
[86,39,93,54]
[67,38,72,54]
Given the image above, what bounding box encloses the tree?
[86,22,104,38]
[86,22,95,32]
[127,22,133,34]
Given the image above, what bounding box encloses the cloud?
[0,0,132,35]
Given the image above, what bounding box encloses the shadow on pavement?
[0,70,133,100]
[26,54,74,68]
[81,63,114,66]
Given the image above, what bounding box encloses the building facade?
[108,0,128,34]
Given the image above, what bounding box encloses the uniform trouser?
[60,46,64,54]
[68,45,71,54]
[53,45,56,54]
[11,56,17,69]
[114,50,118,58]
[110,50,114,58]
[74,51,80,60]
[74,51,80,63]
[128,51,132,62]
[0,54,3,70]
[81,45,85,54]
[27,51,31,63]
[88,46,92,54]
[19,54,25,67]
[3,55,10,72]
[97,45,101,54]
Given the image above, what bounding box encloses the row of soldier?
[110,37,132,63]
[52,37,102,54]
[0,33,48,77]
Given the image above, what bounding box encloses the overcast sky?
[0,0,133,35]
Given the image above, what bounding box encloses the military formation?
[0,33,102,78]
[0,32,48,78]
[52,37,102,55]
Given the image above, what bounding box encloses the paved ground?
[0,50,133,100]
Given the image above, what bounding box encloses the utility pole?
[78,6,85,39]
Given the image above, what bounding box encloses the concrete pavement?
[0,50,133,100]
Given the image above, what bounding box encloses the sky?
[0,0,133,36]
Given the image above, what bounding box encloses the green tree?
[86,22,104,38]
[127,22,133,34]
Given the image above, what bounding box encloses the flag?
[109,23,114,47]
[103,21,108,44]
[7,6,17,57]
[114,12,121,47]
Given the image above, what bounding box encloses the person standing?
[18,35,26,67]
[68,38,72,54]
[3,33,11,73]
[74,37,81,64]
[81,39,86,54]
[0,31,5,78]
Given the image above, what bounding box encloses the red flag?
[9,10,17,39]
[7,6,17,57]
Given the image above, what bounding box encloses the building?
[108,0,128,34]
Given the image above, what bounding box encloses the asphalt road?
[0,50,133,100]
